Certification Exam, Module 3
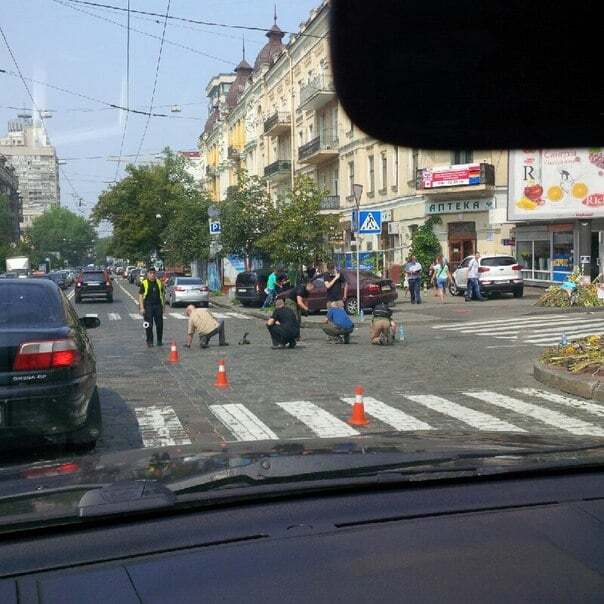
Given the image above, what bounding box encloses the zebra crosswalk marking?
[212,312,228,319]
[129,313,142,320]
[341,396,432,431]
[513,388,604,419]
[405,394,525,432]
[226,312,253,320]
[432,315,569,330]
[277,401,359,438]
[169,312,187,320]
[209,404,279,441]
[134,406,192,447]
[464,391,604,437]
[527,328,604,345]
[108,312,121,321]
[457,318,604,335]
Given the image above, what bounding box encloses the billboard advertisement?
[508,149,604,221]
[418,163,482,188]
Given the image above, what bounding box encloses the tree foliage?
[219,170,273,268]
[0,194,13,271]
[92,148,202,262]
[409,216,442,284]
[26,206,97,267]
[259,176,338,272]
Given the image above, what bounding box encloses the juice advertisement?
[508,149,604,220]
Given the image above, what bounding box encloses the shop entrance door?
[448,222,476,272]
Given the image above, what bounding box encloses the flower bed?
[536,269,604,308]
[540,335,604,376]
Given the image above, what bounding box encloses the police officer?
[139,267,165,347]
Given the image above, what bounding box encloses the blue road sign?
[358,210,382,234]
[209,220,221,235]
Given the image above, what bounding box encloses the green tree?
[259,176,338,275]
[162,194,212,266]
[92,148,198,262]
[94,236,115,264]
[409,216,442,285]
[26,206,97,268]
[0,194,13,271]
[219,170,274,269]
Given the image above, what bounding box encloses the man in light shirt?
[465,252,486,302]
[404,255,422,304]
[184,305,229,348]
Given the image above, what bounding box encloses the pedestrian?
[266,299,299,349]
[183,304,229,349]
[432,254,450,304]
[276,271,290,292]
[322,303,354,344]
[262,267,278,308]
[370,302,397,345]
[285,280,315,325]
[306,264,317,282]
[324,263,348,308]
[465,252,486,302]
[404,255,422,304]
[138,267,165,348]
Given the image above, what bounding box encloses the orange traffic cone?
[214,359,229,388]
[348,385,369,426]
[168,340,179,363]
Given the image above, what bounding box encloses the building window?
[393,147,399,189]
[452,150,473,164]
[381,153,388,191]
[348,161,355,195]
[411,148,419,180]
[367,155,375,193]
[332,169,339,195]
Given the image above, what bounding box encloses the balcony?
[227,146,241,160]
[298,134,339,165]
[206,165,218,177]
[263,111,291,137]
[264,160,291,181]
[319,195,340,211]
[416,162,495,199]
[299,75,336,111]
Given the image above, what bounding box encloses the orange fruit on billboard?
[572,182,588,198]
[547,186,563,201]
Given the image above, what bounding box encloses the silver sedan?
[166,277,209,307]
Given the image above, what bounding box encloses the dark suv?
[235,269,273,306]
[0,279,102,450]
[75,269,113,303]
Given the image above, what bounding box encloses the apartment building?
[0,155,21,242]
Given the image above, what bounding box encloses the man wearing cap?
[139,267,165,348]
[184,305,229,349]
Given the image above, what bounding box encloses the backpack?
[373,303,392,318]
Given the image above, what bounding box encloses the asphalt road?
[56,278,604,458]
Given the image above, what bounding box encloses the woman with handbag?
[432,254,450,304]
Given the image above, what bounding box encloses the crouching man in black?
[266,299,300,349]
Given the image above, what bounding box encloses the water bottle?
[560,333,568,347]
[359,309,364,322]
[398,324,405,343]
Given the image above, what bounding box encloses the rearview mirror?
[79,316,101,329]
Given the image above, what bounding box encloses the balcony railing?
[320,195,340,210]
[264,160,291,179]
[227,146,240,160]
[298,134,339,163]
[263,111,291,136]
[416,162,495,196]
[299,75,336,111]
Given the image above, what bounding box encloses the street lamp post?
[352,184,363,317]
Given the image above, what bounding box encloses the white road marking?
[209,404,279,441]
[486,344,531,349]
[226,312,252,320]
[134,406,192,447]
[464,391,604,437]
[521,321,604,337]
[118,281,139,305]
[169,312,187,320]
[277,401,359,438]
[432,315,569,330]
[458,317,604,335]
[341,396,432,431]
[108,312,121,320]
[66,290,75,300]
[129,313,142,320]
[211,312,228,319]
[405,394,525,432]
[527,328,604,345]
[514,388,604,419]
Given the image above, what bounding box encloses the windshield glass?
[0,0,602,532]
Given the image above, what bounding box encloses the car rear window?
[236,273,258,285]
[481,257,516,267]
[177,278,202,285]
[83,272,105,282]
[0,283,65,327]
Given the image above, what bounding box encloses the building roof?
[253,21,285,72]
[225,59,253,109]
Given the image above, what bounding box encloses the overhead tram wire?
[61,0,325,38]
[0,23,85,212]
[0,70,200,120]
[114,0,131,183]
[133,0,171,165]
[51,0,236,66]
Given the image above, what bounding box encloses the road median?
[533,359,604,402]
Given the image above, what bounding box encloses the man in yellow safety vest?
[138,267,165,347]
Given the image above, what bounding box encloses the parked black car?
[0,279,102,451]
[235,269,274,306]
[75,269,113,303]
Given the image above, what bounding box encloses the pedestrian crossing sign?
[358,210,382,234]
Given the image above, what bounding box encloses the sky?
[0,0,320,233]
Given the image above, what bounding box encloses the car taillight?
[13,339,80,371]
[511,264,523,271]
[367,284,381,294]
[105,281,111,286]
[200,286,209,292]
[175,286,185,291]
[23,462,80,479]
[478,267,490,273]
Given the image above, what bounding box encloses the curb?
[526,305,604,316]
[533,359,604,401]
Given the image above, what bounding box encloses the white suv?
[449,254,524,298]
